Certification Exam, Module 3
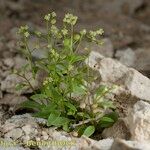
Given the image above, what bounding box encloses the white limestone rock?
[125,100,150,143]
[111,139,150,150]
[115,48,136,67]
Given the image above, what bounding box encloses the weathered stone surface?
[1,114,38,133]
[1,111,149,150]
[125,100,150,143]
[88,51,150,102]
[0,145,26,150]
[102,119,131,140]
[0,113,115,150]
[122,69,150,101]
[0,94,27,106]
[0,72,43,94]
[115,48,150,75]
[111,139,150,150]
[91,138,114,150]
[5,128,23,140]
[134,48,150,72]
[1,74,31,94]
[88,52,128,83]
[3,58,14,68]
[115,48,136,67]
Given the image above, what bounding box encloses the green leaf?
[52,117,70,127]
[77,112,90,119]
[47,112,61,126]
[69,55,86,64]
[20,100,43,111]
[67,109,75,116]
[83,126,95,137]
[72,84,87,95]
[63,123,70,132]
[33,110,50,119]
[64,102,77,112]
[104,112,118,122]
[100,99,115,109]
[94,85,108,100]
[30,94,47,101]
[99,116,115,128]
[47,112,70,127]
[75,125,86,136]
[45,84,62,101]
[33,104,57,119]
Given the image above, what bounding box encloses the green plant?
[15,12,118,137]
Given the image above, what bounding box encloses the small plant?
[15,12,118,137]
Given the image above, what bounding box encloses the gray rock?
[125,100,150,143]
[122,69,150,102]
[3,58,15,68]
[0,94,27,107]
[2,113,149,150]
[88,54,128,83]
[5,128,23,140]
[91,138,114,150]
[0,72,42,94]
[115,48,136,67]
[1,114,38,133]
[1,74,31,94]
[111,139,150,150]
[88,51,150,102]
[134,48,150,72]
[0,146,26,150]
[0,113,114,150]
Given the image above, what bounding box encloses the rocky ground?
[0,0,150,149]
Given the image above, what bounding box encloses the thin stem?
[70,24,74,53]
[72,113,104,128]
[47,21,50,46]
[75,34,83,53]
[24,37,36,79]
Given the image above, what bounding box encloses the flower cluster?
[63,13,78,25]
[51,49,59,59]
[18,25,30,38]
[89,29,104,41]
[61,28,68,36]
[44,12,57,24]
[43,77,53,86]
[51,25,59,36]
[35,31,42,37]
[80,29,87,35]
